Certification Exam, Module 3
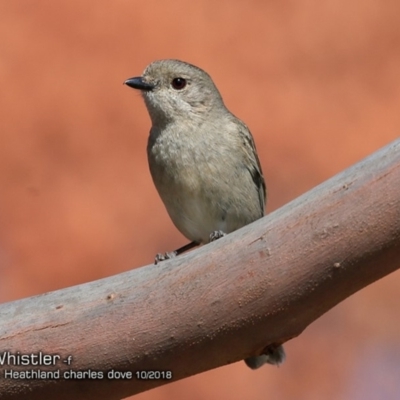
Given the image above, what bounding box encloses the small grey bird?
[124,59,285,369]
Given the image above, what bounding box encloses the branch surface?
[1,139,400,400]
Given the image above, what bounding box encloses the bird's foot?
[209,230,226,242]
[154,251,177,265]
[154,241,199,265]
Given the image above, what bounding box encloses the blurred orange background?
[0,1,399,399]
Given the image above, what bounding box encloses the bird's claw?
[209,230,226,242]
[154,251,177,265]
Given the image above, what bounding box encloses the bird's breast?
[146,127,263,243]
[148,129,211,187]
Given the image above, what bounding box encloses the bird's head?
[125,59,225,126]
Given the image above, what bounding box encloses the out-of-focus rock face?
[0,1,399,399]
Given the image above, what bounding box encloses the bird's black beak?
[124,77,155,91]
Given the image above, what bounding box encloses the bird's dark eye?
[171,77,187,90]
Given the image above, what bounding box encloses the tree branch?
[1,139,400,400]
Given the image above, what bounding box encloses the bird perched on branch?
[124,59,285,369]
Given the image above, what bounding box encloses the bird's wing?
[236,120,266,215]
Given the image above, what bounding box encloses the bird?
[124,59,285,369]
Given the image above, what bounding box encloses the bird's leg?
[154,231,225,264]
[154,241,199,264]
[209,230,226,242]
